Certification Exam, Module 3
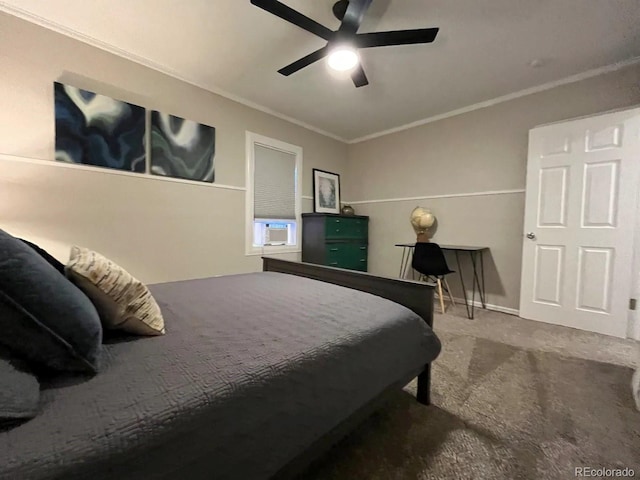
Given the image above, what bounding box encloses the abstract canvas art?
[150,111,215,182]
[54,82,146,172]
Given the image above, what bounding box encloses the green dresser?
[301,213,369,272]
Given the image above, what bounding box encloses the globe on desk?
[410,207,438,241]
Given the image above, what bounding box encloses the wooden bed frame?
[262,257,436,479]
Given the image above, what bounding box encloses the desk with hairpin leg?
[395,243,488,320]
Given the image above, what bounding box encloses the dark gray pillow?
[0,229,102,373]
[0,348,39,430]
[19,238,65,275]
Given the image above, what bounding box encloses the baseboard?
[436,295,519,316]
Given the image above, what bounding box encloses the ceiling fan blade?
[351,64,369,87]
[355,28,439,48]
[278,46,329,76]
[251,0,333,41]
[338,0,373,36]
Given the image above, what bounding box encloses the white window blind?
[253,144,296,219]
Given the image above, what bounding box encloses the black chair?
[412,242,456,314]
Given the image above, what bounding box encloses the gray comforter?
[0,272,441,480]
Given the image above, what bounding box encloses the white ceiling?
[2,0,640,141]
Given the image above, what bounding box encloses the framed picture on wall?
[313,169,341,214]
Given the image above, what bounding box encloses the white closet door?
[520,108,640,338]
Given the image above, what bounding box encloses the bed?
[0,257,440,480]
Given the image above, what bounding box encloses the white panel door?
[520,108,640,338]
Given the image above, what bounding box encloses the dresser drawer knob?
[330,248,339,252]
[360,246,366,250]
[360,259,366,262]
[330,262,338,265]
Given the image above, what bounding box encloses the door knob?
[526,232,536,240]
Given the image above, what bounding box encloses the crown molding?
[347,56,640,144]
[0,3,349,143]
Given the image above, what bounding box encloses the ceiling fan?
[250,0,440,87]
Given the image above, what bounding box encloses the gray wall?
[345,63,640,311]
[0,13,347,283]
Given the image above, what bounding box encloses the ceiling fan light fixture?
[327,46,359,71]
[251,0,440,87]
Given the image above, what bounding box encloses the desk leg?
[399,247,408,278]
[400,247,414,279]
[470,252,479,319]
[410,249,415,280]
[470,251,487,311]
[480,251,486,308]
[402,248,416,280]
[455,251,472,319]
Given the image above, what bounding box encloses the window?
[246,132,302,255]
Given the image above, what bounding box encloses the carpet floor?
[298,331,640,479]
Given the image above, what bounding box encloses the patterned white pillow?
[66,246,165,336]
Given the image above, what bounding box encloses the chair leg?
[444,278,456,306]
[437,279,446,314]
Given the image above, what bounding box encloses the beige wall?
[0,13,347,283]
[2,11,640,308]
[345,63,640,311]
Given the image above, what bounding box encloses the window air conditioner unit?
[264,223,289,245]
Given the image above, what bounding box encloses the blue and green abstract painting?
[54,82,146,172]
[150,111,215,183]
